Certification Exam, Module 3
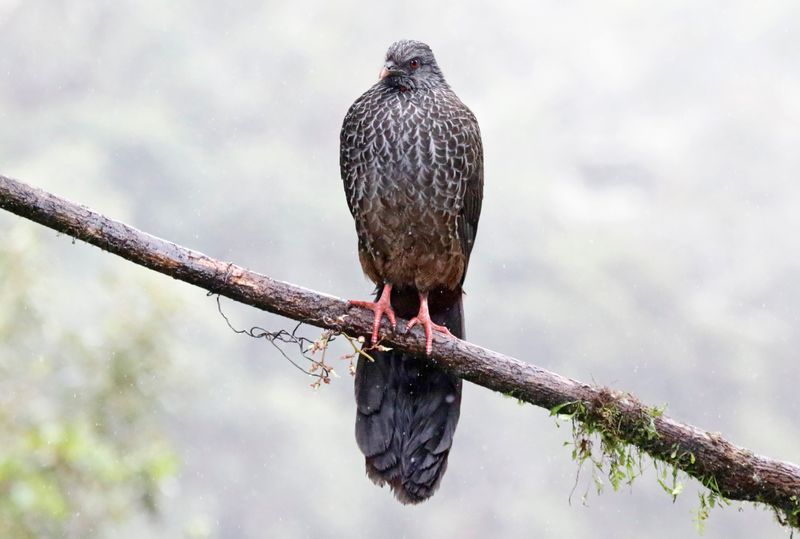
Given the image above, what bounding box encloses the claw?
[406,292,451,355]
[349,284,396,344]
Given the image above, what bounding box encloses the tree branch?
[1,174,798,528]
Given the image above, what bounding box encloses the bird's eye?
[409,58,420,70]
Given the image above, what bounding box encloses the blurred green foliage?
[0,226,177,539]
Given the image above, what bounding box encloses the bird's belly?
[358,200,464,291]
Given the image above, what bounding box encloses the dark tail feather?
[354,286,463,504]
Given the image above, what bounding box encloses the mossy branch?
[1,174,799,530]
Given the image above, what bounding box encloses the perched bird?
[340,40,484,503]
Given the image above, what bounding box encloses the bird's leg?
[349,283,397,344]
[406,291,452,355]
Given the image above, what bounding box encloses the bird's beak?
[379,63,401,80]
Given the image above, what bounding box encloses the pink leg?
[349,283,397,344]
[406,292,452,355]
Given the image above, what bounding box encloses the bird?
[340,39,484,504]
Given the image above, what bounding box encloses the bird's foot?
[406,294,452,355]
[349,284,396,344]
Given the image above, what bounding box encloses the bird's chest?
[362,99,455,216]
[343,88,470,288]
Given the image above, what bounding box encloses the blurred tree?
[0,225,178,539]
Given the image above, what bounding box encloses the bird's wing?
[456,109,484,282]
[340,94,368,219]
[339,89,382,262]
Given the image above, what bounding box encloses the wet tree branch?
[1,174,798,528]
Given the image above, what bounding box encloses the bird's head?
[379,40,446,91]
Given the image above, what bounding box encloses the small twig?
[214,294,335,385]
